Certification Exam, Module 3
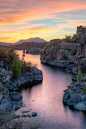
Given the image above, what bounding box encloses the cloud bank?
[0,0,86,42]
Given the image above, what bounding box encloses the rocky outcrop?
[0,61,43,125]
[11,66,43,87]
[41,39,77,70]
[41,26,86,74]
[40,26,86,111]
[0,61,13,84]
[63,81,86,111]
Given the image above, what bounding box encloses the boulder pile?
[0,61,43,124]
[40,26,86,111]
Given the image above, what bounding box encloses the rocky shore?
[40,26,86,111]
[63,81,86,111]
[0,61,43,125]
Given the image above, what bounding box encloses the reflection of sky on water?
[15,50,86,129]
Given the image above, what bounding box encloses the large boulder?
[0,99,15,124]
[9,92,22,102]
[81,95,86,102]
[14,99,23,110]
[63,92,70,104]
[67,94,81,106]
[74,102,86,111]
[9,85,18,92]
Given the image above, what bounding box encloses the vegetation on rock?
[11,55,23,78]
[77,70,82,83]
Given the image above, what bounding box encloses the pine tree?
[11,55,23,78]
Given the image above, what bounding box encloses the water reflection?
[15,50,86,129]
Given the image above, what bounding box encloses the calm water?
[15,50,86,129]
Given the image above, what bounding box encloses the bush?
[7,48,15,64]
[11,55,23,78]
[77,70,82,83]
[65,35,72,43]
[83,87,86,93]
[5,82,9,88]
[22,61,32,72]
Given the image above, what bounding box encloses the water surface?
[15,50,86,129]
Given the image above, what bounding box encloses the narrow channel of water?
[15,50,86,129]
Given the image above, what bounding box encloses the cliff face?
[40,26,86,72]
[41,39,78,65]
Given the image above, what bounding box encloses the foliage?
[83,87,86,93]
[72,51,76,56]
[77,70,82,83]
[0,48,18,69]
[11,55,23,78]
[65,35,72,43]
[64,89,68,92]
[0,48,7,62]
[22,61,32,72]
[5,82,9,88]
[7,48,16,64]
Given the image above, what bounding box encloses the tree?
[65,35,72,42]
[77,70,82,83]
[11,55,23,78]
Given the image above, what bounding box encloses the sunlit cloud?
[0,0,86,42]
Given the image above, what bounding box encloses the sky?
[0,0,86,43]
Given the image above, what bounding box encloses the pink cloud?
[0,0,86,23]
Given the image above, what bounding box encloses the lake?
[15,50,86,129]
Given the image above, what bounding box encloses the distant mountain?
[15,37,46,45]
[0,42,13,46]
[0,37,46,46]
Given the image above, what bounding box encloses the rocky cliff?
[40,26,86,111]
[40,26,86,72]
[41,39,78,65]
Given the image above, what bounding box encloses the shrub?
[22,61,32,72]
[64,89,68,92]
[11,55,23,78]
[65,35,72,43]
[83,87,86,93]
[5,82,9,88]
[7,48,15,64]
[77,70,82,83]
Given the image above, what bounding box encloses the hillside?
[0,37,46,46]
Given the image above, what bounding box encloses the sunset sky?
[0,0,86,43]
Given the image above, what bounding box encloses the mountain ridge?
[0,37,46,46]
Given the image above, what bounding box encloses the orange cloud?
[0,37,10,40]
[0,37,11,42]
[0,0,86,42]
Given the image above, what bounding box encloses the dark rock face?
[9,85,18,92]
[10,92,22,102]
[41,40,77,65]
[0,100,14,115]
[63,81,86,111]
[67,94,81,106]
[63,92,70,104]
[0,98,15,124]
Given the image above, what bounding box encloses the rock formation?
[41,39,77,67]
[0,60,43,125]
[41,26,86,73]
[40,26,86,111]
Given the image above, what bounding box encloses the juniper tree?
[11,55,23,78]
